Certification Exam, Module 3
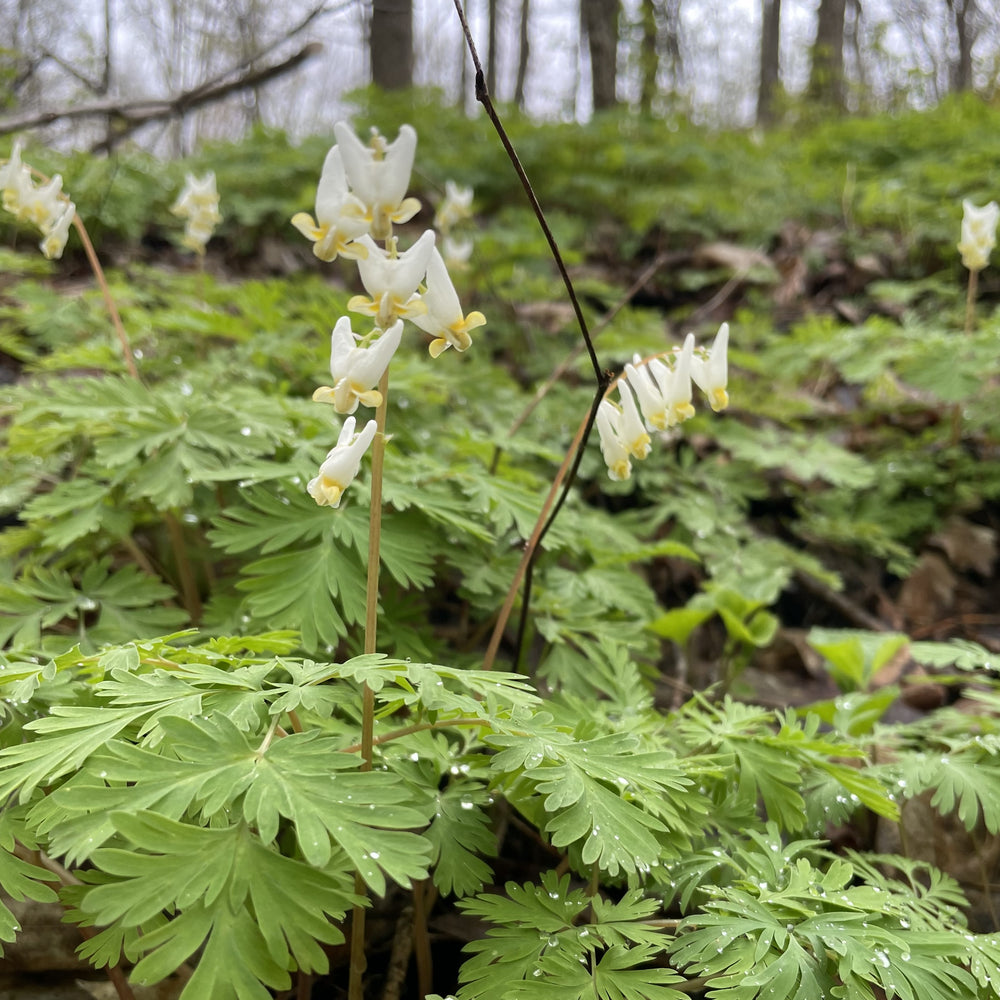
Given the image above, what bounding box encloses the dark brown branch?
[452,0,611,670]
[0,42,323,142]
[451,0,605,387]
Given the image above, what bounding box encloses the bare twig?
[0,43,323,146]
[498,249,672,461]
[451,0,605,388]
[452,0,610,669]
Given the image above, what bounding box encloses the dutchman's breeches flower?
[435,180,474,233]
[410,247,486,357]
[40,201,76,261]
[598,328,731,480]
[334,121,421,241]
[958,199,1000,272]
[596,400,633,482]
[1,144,77,260]
[349,231,435,331]
[691,322,730,412]
[624,333,696,431]
[307,416,378,508]
[313,317,403,414]
[292,146,369,262]
[171,171,222,255]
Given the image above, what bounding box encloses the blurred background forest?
[1,0,998,154]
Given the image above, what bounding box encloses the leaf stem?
[483,400,599,671]
[349,368,390,1000]
[164,511,203,623]
[73,213,140,380]
[965,267,978,335]
[452,0,610,670]
[341,716,490,755]
[22,164,139,381]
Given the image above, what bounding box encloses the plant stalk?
[348,368,390,1000]
[164,511,203,623]
[73,215,141,380]
[965,267,978,334]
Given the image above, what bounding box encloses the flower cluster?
[0,143,76,260]
[435,179,475,270]
[171,171,222,255]
[596,323,729,481]
[295,122,486,507]
[958,199,999,273]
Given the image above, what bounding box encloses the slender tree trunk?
[948,0,974,92]
[581,0,620,111]
[487,0,499,96]
[757,0,781,124]
[661,0,682,94]
[371,0,413,90]
[807,0,847,109]
[639,0,658,114]
[514,0,530,108]
[844,0,865,109]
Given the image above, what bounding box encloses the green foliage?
[4,92,1000,999]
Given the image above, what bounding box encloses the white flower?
[625,334,696,430]
[958,198,999,272]
[291,147,369,262]
[172,171,220,218]
[171,171,222,255]
[15,173,66,230]
[334,121,421,241]
[435,180,473,233]
[442,234,474,270]
[348,231,436,330]
[617,381,651,459]
[691,322,730,412]
[410,247,486,357]
[595,400,632,481]
[0,143,33,217]
[307,416,378,508]
[312,317,402,414]
[39,200,75,260]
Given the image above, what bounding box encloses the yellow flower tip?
[312,386,336,404]
[392,197,421,225]
[312,477,345,507]
[463,310,487,332]
[710,388,730,412]
[672,402,696,424]
[629,434,651,460]
[428,338,450,358]
[347,294,377,316]
[609,459,632,482]
[398,298,428,319]
[341,239,368,261]
[356,388,383,408]
[291,212,318,240]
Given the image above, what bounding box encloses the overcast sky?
[5,0,993,152]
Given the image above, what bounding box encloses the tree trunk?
[371,0,413,91]
[807,0,847,109]
[581,0,619,112]
[948,0,974,92]
[756,0,781,124]
[639,0,658,115]
[487,0,499,96]
[514,0,530,109]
